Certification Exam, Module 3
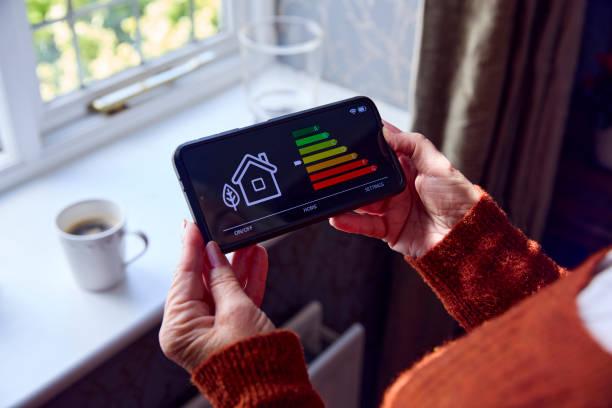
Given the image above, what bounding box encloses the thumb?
[205,241,245,311]
[382,126,417,157]
[170,221,207,303]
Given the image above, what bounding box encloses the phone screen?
[177,97,404,250]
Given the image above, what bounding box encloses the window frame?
[36,0,237,132]
[0,0,272,193]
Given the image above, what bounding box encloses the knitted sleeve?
[407,192,565,330]
[191,330,324,407]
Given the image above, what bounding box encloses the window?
[0,109,19,172]
[0,0,271,192]
[26,0,223,102]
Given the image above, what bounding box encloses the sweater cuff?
[406,191,562,330]
[191,330,320,407]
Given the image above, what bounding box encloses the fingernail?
[206,241,229,268]
[181,219,188,242]
[382,120,402,133]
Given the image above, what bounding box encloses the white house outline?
[231,153,282,206]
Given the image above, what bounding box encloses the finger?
[409,135,453,175]
[383,127,419,157]
[398,154,418,184]
[182,221,213,300]
[170,221,207,304]
[164,222,211,318]
[205,241,245,313]
[383,127,453,176]
[329,212,387,239]
[382,119,402,133]
[199,244,215,309]
[355,199,388,215]
[244,245,268,307]
[231,246,257,288]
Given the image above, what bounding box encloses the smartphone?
[173,96,405,252]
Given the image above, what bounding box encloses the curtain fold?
[411,0,586,238]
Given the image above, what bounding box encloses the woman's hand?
[329,121,482,258]
[159,221,274,372]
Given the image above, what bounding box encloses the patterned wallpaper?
[278,0,420,110]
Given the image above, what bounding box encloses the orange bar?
[309,159,368,182]
[312,165,378,191]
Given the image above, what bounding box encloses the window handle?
[89,51,216,115]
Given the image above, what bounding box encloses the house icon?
[231,152,282,206]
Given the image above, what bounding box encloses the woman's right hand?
[329,121,482,258]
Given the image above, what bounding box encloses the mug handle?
[123,230,149,266]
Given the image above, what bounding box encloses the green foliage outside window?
[25,0,221,101]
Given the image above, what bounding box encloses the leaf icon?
[222,184,240,211]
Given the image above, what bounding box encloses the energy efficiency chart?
[291,125,378,191]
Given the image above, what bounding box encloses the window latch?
[89,51,216,115]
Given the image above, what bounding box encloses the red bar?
[309,159,368,182]
[312,165,378,191]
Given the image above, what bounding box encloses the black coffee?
[66,218,114,236]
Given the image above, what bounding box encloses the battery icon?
[357,105,367,113]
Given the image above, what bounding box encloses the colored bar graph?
[302,146,348,164]
[312,165,378,191]
[295,132,329,147]
[299,139,338,155]
[309,159,369,182]
[306,153,358,173]
[291,124,379,190]
[292,125,320,138]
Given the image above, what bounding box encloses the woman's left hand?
[159,221,274,372]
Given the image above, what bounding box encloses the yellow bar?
[302,146,348,164]
[306,153,358,173]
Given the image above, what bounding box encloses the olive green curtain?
[411,0,586,239]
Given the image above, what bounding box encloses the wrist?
[410,183,483,258]
[191,330,319,407]
[183,315,276,373]
[442,183,484,229]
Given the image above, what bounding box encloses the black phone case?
[173,96,406,252]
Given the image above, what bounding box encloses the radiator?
[183,301,365,408]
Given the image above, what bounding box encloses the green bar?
[299,139,338,155]
[292,125,320,138]
[302,146,348,164]
[295,132,330,147]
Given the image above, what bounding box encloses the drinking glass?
[238,16,324,122]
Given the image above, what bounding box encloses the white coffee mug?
[56,199,148,291]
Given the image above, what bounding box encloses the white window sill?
[0,81,409,407]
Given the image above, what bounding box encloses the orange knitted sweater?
[191,194,612,407]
